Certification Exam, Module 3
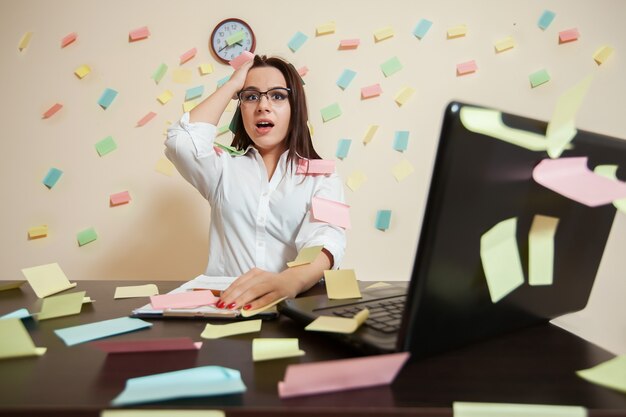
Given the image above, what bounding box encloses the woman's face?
[240,67,291,156]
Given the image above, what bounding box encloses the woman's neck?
[259,145,287,181]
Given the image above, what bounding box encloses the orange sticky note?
[129,26,150,42]
[61,32,77,48]
[179,48,197,65]
[339,39,360,49]
[456,60,477,76]
[137,111,156,127]
[361,84,382,99]
[43,103,63,119]
[110,191,131,206]
[311,196,351,229]
[559,28,579,43]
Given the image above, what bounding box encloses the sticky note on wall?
[593,46,614,65]
[413,19,433,39]
[394,87,414,106]
[152,63,168,84]
[137,111,156,127]
[28,225,48,239]
[42,103,63,119]
[110,191,131,206]
[538,10,556,30]
[339,39,360,49]
[321,103,342,122]
[61,32,77,48]
[337,69,357,90]
[43,168,63,189]
[559,28,580,43]
[18,32,33,51]
[393,131,409,151]
[494,36,515,52]
[336,139,352,159]
[456,60,477,76]
[375,210,392,231]
[316,21,336,36]
[74,65,91,79]
[129,26,150,41]
[95,136,117,156]
[77,228,98,246]
[98,88,118,109]
[447,24,467,39]
[374,26,394,42]
[381,57,402,77]
[288,31,308,52]
[361,84,382,99]
[529,69,550,88]
[363,125,379,144]
[179,48,197,65]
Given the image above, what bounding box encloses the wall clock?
[210,18,256,64]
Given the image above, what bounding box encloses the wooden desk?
[1,281,624,416]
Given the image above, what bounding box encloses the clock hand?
[218,41,244,53]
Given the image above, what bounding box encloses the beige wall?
[1,0,624,353]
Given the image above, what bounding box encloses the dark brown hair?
[231,55,320,167]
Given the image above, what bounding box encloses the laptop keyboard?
[332,296,406,333]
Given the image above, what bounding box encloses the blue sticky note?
[185,85,204,101]
[413,19,433,39]
[393,131,410,152]
[54,317,152,346]
[336,69,357,90]
[217,75,231,88]
[376,210,392,231]
[111,366,246,406]
[288,31,308,52]
[43,168,63,189]
[336,139,352,159]
[538,10,556,30]
[0,308,31,320]
[98,88,118,109]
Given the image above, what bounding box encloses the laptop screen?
[399,102,626,358]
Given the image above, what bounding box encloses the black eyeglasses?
[238,88,291,105]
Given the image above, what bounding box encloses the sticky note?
[21,262,76,298]
[594,165,626,213]
[28,225,48,239]
[110,190,131,206]
[336,139,352,160]
[95,136,117,156]
[374,26,394,42]
[375,210,392,231]
[453,402,586,417]
[114,284,158,299]
[392,159,414,182]
[43,168,63,189]
[298,66,309,76]
[364,282,392,290]
[305,309,369,334]
[0,318,46,359]
[0,281,25,292]
[55,317,152,346]
[216,75,230,88]
[393,131,409,151]
[137,111,156,127]
[593,45,614,65]
[201,319,262,339]
[155,158,175,176]
[363,125,379,144]
[252,338,305,361]
[42,103,63,119]
[241,297,286,318]
[91,337,201,354]
[37,291,85,321]
[457,60,477,76]
[324,269,361,299]
[98,88,118,109]
[183,100,199,113]
[288,31,308,52]
[150,290,218,310]
[559,28,579,43]
[480,217,524,303]
[538,10,556,30]
[77,227,97,246]
[361,84,382,99]
[229,51,254,70]
[157,90,173,104]
[18,32,33,51]
[185,85,204,101]
[413,19,433,39]
[395,86,415,106]
[111,366,245,406]
[279,352,409,398]
[311,196,351,229]
[316,21,335,36]
[172,68,192,84]
[180,47,197,65]
[74,64,91,79]
[61,32,77,48]
[529,215,560,286]
[321,103,342,122]
[226,30,245,46]
[199,63,214,75]
[577,355,626,394]
[529,69,550,88]
[381,56,402,77]
[339,38,360,49]
[129,26,150,41]
[152,63,168,84]
[346,171,367,191]
[287,246,324,267]
[296,159,335,175]
[447,24,467,39]
[495,36,515,52]
[337,69,357,90]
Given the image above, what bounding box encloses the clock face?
[210,18,256,64]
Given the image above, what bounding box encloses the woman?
[165,55,346,312]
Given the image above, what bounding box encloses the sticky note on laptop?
[324,269,362,299]
[305,309,369,334]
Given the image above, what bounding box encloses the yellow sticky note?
[307,121,314,137]
[199,63,214,75]
[394,86,415,106]
[392,159,414,182]
[225,99,237,113]
[453,402,587,417]
[157,90,173,105]
[363,125,379,144]
[0,318,47,359]
[577,355,626,394]
[287,246,324,267]
[183,100,198,113]
[102,411,225,417]
[305,309,369,334]
[172,68,192,84]
[374,26,394,42]
[18,32,33,51]
[594,165,626,213]
[447,24,467,39]
[316,21,336,36]
[37,291,86,321]
[529,215,559,286]
[324,269,362,300]
[0,281,25,292]
[74,65,91,79]
[593,45,614,65]
[480,217,524,303]
[494,36,515,52]
[21,262,77,298]
[241,297,287,318]
[346,171,367,191]
[365,282,392,290]
[155,157,175,176]
[201,319,262,339]
[28,225,48,239]
[252,338,305,361]
[114,284,159,299]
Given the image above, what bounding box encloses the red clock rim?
[210,18,256,64]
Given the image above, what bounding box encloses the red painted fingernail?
[243,304,252,310]
[217,301,225,309]
[227,303,237,310]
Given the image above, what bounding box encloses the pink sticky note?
[297,159,336,175]
[61,32,77,48]
[456,60,477,76]
[533,157,626,207]
[213,145,224,156]
[311,196,351,229]
[129,26,150,42]
[361,84,382,99]
[339,39,360,49]
[137,111,156,127]
[279,352,409,398]
[297,66,309,77]
[559,28,579,43]
[110,191,131,206]
[43,103,63,119]
[150,290,218,310]
[180,47,197,65]
[229,51,255,70]
[90,337,202,353]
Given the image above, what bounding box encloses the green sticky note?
[226,30,245,46]
[95,136,117,156]
[288,31,308,52]
[336,139,352,159]
[528,215,559,286]
[375,210,392,231]
[321,103,342,122]
[577,355,626,394]
[529,69,550,88]
[214,142,245,156]
[43,168,63,189]
[393,131,409,152]
[77,227,98,246]
[151,63,168,84]
[381,56,403,77]
[37,291,86,321]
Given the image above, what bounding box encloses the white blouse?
[165,112,347,277]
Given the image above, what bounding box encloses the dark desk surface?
[1,280,625,417]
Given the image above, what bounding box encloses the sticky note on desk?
[150,290,217,309]
[305,309,369,334]
[98,88,118,109]
[111,366,246,406]
[42,166,62,187]
[324,269,361,299]
[0,281,25,292]
[453,402,587,417]
[252,338,305,361]
[201,319,262,339]
[102,411,225,417]
[37,291,86,320]
[0,318,47,359]
[311,196,351,229]
[321,103,342,122]
[287,246,324,268]
[577,355,626,394]
[91,337,201,353]
[241,297,286,318]
[114,284,158,299]
[55,317,152,346]
[21,262,76,298]
[528,215,559,286]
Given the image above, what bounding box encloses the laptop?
[279,101,626,358]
